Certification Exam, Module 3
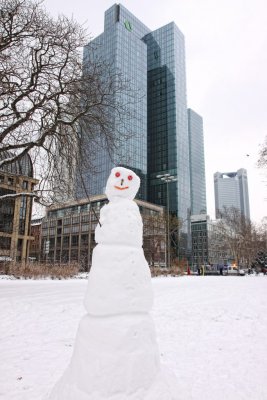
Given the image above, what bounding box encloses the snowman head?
[105,167,140,201]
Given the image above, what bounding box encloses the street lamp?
[156,174,177,268]
[176,214,191,267]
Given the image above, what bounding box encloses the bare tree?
[143,212,166,267]
[257,135,267,170]
[215,207,259,267]
[257,135,267,204]
[143,211,186,268]
[0,0,136,205]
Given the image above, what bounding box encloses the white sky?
[44,0,267,224]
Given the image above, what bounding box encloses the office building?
[188,108,206,215]
[77,4,191,225]
[214,169,250,219]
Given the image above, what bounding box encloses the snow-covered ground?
[0,275,266,400]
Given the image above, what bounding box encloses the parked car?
[223,266,245,276]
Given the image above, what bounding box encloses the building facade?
[29,218,43,261]
[188,108,207,215]
[0,154,38,264]
[191,214,209,267]
[77,4,191,226]
[41,195,166,270]
[191,214,234,269]
[214,169,250,219]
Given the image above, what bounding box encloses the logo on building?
[124,20,132,32]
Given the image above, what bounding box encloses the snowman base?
[49,313,179,400]
[49,369,179,400]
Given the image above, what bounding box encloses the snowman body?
[84,197,153,316]
[48,167,179,400]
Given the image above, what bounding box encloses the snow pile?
[0,274,17,280]
[48,167,179,400]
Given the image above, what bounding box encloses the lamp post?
[176,214,190,268]
[156,174,177,269]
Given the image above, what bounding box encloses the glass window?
[63,236,70,247]
[22,180,28,189]
[81,214,90,223]
[7,177,14,186]
[72,215,80,224]
[71,235,79,246]
[19,196,27,235]
[81,224,89,232]
[81,234,89,246]
[0,188,15,233]
[63,226,70,234]
[72,225,79,233]
[0,236,11,250]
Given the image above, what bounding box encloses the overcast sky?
[44,0,267,223]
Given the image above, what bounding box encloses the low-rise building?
[0,153,38,264]
[191,214,209,267]
[191,214,235,270]
[41,195,166,270]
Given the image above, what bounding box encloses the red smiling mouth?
[114,185,129,190]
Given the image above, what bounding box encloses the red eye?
[128,175,133,181]
[115,172,120,177]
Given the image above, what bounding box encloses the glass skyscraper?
[214,169,250,219]
[188,108,207,215]
[77,4,150,200]
[78,4,196,225]
[145,22,190,223]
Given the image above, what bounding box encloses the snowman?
[84,166,153,316]
[48,167,179,400]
